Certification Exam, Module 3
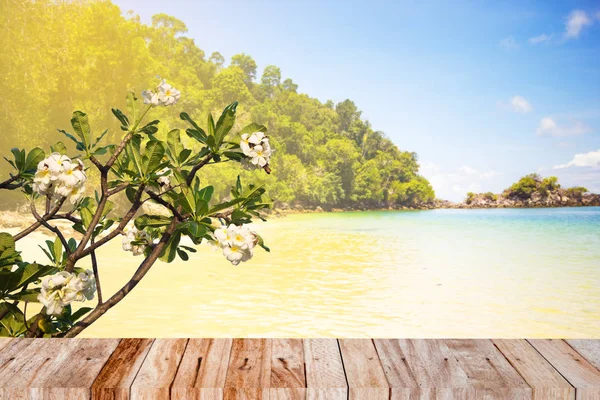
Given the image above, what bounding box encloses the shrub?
[0,80,273,337]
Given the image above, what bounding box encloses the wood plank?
[93,338,155,400]
[130,338,188,400]
[338,339,389,400]
[529,339,600,400]
[269,339,306,400]
[493,339,575,400]
[304,339,347,400]
[224,339,271,400]
[171,338,233,400]
[567,341,600,372]
[0,338,14,353]
[373,338,419,398]
[442,339,530,399]
[0,338,82,398]
[37,338,120,399]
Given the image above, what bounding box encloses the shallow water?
[12,207,600,337]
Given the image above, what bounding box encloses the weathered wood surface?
[0,338,598,399]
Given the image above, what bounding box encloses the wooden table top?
[0,338,599,399]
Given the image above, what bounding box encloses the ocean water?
[13,207,600,337]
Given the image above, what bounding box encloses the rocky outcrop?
[435,190,600,209]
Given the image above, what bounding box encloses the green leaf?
[178,149,192,164]
[71,307,92,322]
[6,288,41,302]
[111,108,129,128]
[15,262,54,288]
[70,111,92,150]
[53,237,62,265]
[23,148,45,173]
[143,139,165,174]
[196,186,214,204]
[176,248,189,261]
[160,231,181,263]
[166,129,184,164]
[238,122,267,136]
[126,91,138,124]
[214,102,238,146]
[51,141,68,155]
[255,233,270,252]
[207,198,245,214]
[58,129,85,151]
[207,113,215,137]
[180,112,207,139]
[134,215,172,230]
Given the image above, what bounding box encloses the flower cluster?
[122,223,150,256]
[240,132,272,170]
[33,153,87,203]
[142,79,181,107]
[37,270,96,316]
[210,224,258,265]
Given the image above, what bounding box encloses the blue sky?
[114,0,600,200]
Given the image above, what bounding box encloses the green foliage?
[566,186,588,197]
[508,174,539,199]
[0,0,434,210]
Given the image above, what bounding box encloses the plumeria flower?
[157,79,181,106]
[58,160,86,187]
[37,270,96,316]
[56,184,86,204]
[122,223,150,256]
[248,144,271,167]
[209,224,258,266]
[142,90,160,106]
[33,154,87,202]
[239,132,272,172]
[142,78,181,107]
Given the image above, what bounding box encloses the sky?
[113,0,600,201]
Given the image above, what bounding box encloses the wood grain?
[567,340,600,372]
[269,338,306,400]
[224,339,271,400]
[304,339,347,400]
[171,338,233,400]
[529,339,600,400]
[338,339,389,400]
[93,338,155,400]
[130,338,188,400]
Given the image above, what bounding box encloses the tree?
[0,82,273,338]
[261,65,281,96]
[210,52,225,69]
[282,78,298,93]
[231,53,257,84]
[335,99,361,133]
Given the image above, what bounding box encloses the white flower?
[142,78,181,107]
[37,270,96,316]
[209,224,258,265]
[142,90,160,106]
[239,132,272,170]
[122,223,150,256]
[156,167,171,191]
[58,160,86,187]
[157,79,181,106]
[248,144,271,167]
[33,154,86,201]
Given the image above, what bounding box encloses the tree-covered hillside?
[0,0,434,209]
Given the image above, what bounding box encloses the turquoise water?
[41,206,598,337]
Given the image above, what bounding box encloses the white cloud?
[499,36,519,50]
[536,117,592,137]
[509,96,533,113]
[554,149,600,169]
[528,34,553,44]
[564,10,593,39]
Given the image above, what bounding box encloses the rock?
[315,206,324,213]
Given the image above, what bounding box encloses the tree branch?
[186,154,213,186]
[30,202,71,254]
[90,238,102,304]
[14,197,66,241]
[0,174,22,190]
[145,190,186,220]
[61,216,180,337]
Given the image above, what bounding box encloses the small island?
[436,174,600,209]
